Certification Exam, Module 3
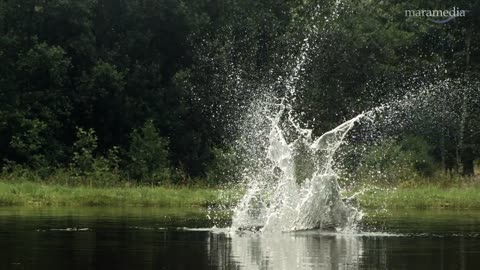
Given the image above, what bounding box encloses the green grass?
[0,181,237,207]
[2,177,480,210]
[359,183,480,209]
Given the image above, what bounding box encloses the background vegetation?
[0,0,479,186]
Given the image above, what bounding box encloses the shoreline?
[0,181,234,207]
[359,184,480,210]
[1,180,480,210]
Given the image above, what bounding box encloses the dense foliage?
[0,0,479,185]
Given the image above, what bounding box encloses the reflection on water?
[210,209,480,270]
[208,230,480,270]
[224,232,364,269]
[1,207,480,270]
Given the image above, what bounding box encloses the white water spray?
[229,1,364,232]
[231,100,364,232]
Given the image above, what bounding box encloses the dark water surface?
[1,207,480,270]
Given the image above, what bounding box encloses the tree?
[127,120,171,184]
[1,42,72,167]
[76,60,128,150]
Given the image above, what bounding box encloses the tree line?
[0,0,479,185]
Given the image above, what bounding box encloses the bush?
[9,118,51,171]
[127,120,171,185]
[206,146,241,184]
[400,135,435,177]
[357,136,435,184]
[71,127,97,175]
[0,161,42,182]
[70,127,122,186]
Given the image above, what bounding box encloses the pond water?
[1,207,480,270]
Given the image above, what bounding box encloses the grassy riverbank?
[0,181,235,207]
[1,179,480,209]
[358,181,480,210]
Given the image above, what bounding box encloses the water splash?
[229,77,462,232]
[231,96,365,232]
[227,1,364,233]
[201,0,480,233]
